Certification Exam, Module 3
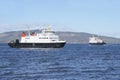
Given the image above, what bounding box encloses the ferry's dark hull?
[89,42,106,45]
[8,42,66,48]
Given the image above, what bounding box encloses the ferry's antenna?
[26,25,30,36]
[48,25,51,30]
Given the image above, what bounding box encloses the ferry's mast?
[26,25,30,36]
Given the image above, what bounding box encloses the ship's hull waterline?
[8,42,66,48]
[89,42,106,45]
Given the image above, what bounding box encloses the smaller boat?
[88,35,106,45]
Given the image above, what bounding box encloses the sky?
[0,0,120,38]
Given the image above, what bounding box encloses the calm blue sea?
[0,43,120,80]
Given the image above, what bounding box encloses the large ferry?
[8,27,66,48]
[88,36,106,45]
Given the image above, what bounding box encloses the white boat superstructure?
[21,27,65,43]
[89,36,105,45]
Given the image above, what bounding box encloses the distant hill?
[0,30,120,43]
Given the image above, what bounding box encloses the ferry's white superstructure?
[21,28,63,43]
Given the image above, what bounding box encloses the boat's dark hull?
[89,42,106,45]
[8,42,66,48]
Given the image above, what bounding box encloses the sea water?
[0,43,120,80]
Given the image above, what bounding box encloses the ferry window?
[25,38,30,39]
[52,40,56,41]
[39,37,48,39]
[49,37,58,39]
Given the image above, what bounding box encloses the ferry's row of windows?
[25,37,57,39]
[39,37,58,39]
[49,37,58,39]
[25,37,48,39]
